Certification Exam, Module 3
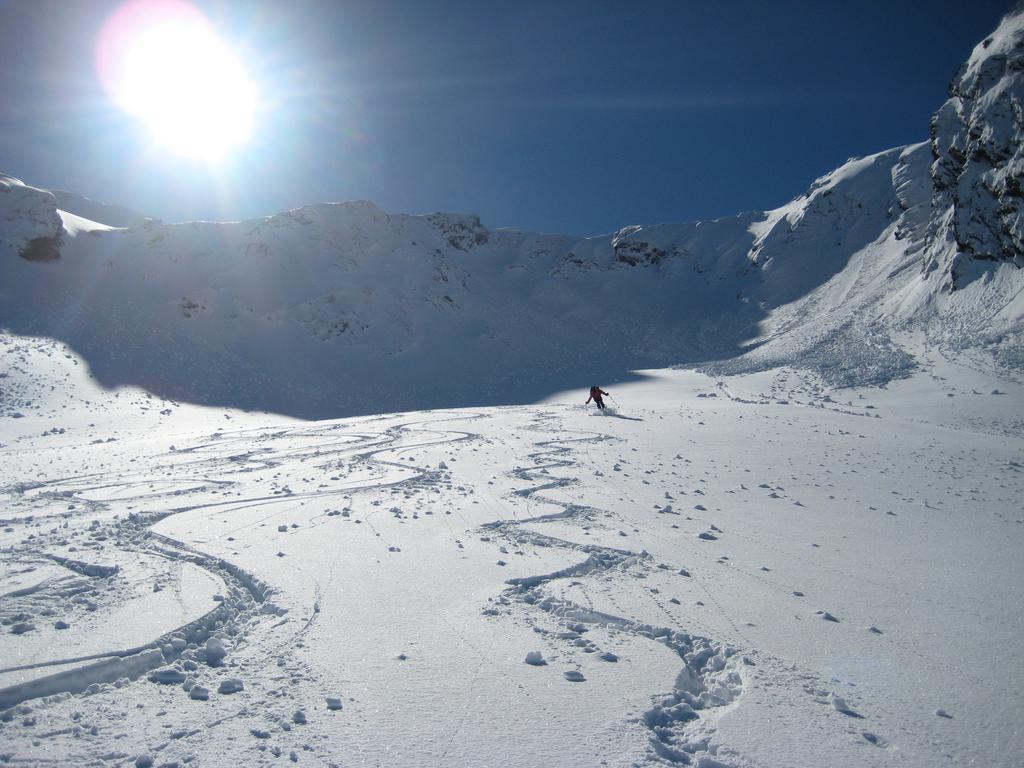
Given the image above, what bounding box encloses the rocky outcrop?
[611,226,673,266]
[426,212,489,251]
[0,174,63,261]
[926,4,1024,287]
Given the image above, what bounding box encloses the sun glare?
[97,0,258,160]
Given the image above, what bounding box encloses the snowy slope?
[0,336,1021,767]
[1,7,1024,768]
[1,132,1019,419]
[50,190,148,229]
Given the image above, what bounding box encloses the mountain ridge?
[2,8,1023,418]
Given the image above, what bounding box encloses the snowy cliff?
[0,175,63,262]
[927,4,1024,285]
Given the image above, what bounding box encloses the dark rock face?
[426,213,489,251]
[19,235,62,262]
[611,226,672,266]
[1,174,64,262]
[927,7,1024,286]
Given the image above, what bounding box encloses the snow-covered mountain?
[2,10,1023,418]
[2,10,1023,768]
[928,6,1024,283]
[0,174,64,262]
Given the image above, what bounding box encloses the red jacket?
[587,387,608,402]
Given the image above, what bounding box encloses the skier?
[586,385,609,410]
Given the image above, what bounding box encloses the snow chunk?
[217,678,244,694]
[524,651,546,666]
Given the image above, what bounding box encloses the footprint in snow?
[862,731,887,747]
[832,695,863,718]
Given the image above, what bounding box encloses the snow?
[50,190,148,229]
[1,7,1023,766]
[4,110,1018,421]
[0,334,1021,765]
[56,208,119,236]
[0,174,63,261]
[926,4,1024,283]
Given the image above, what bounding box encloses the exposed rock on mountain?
[0,175,63,262]
[927,5,1024,286]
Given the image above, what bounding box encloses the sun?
[97,0,258,160]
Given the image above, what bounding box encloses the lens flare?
[96,0,258,160]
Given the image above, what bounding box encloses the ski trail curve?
[480,416,748,766]
[0,413,483,715]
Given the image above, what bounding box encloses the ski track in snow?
[1,362,1022,767]
[0,414,485,760]
[0,407,752,766]
[476,421,748,765]
[4,9,1024,762]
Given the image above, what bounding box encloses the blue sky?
[0,0,1013,235]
